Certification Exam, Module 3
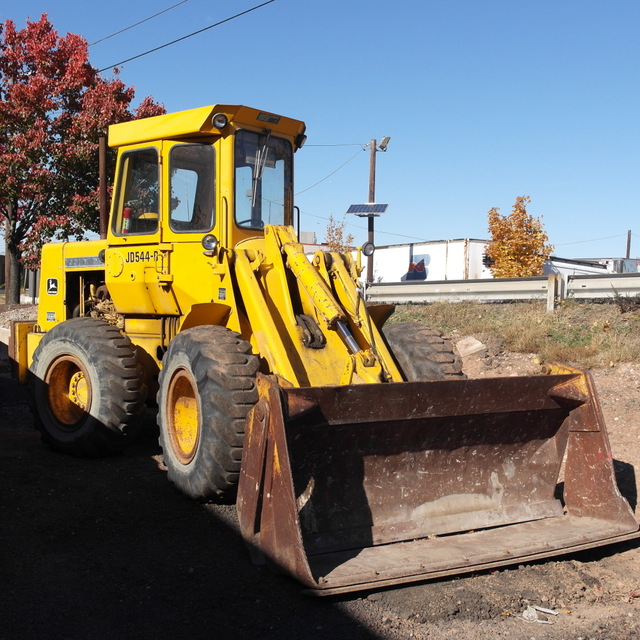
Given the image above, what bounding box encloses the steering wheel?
[237,219,264,229]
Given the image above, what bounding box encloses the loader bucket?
[237,369,639,595]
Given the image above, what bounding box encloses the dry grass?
[390,299,640,368]
[3,292,639,368]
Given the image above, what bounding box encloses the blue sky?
[3,0,639,258]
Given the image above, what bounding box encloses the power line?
[305,143,366,147]
[556,233,628,246]
[98,0,277,72]
[349,219,430,243]
[296,145,431,241]
[295,147,366,196]
[373,227,431,243]
[301,209,429,243]
[89,0,190,46]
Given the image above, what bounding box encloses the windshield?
[234,130,293,229]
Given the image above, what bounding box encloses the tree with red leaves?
[0,14,165,303]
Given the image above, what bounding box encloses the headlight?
[211,113,228,129]
[202,234,219,251]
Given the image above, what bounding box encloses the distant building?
[365,239,492,282]
[299,236,640,283]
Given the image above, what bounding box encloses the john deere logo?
[47,278,58,295]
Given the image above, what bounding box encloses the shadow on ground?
[0,365,377,640]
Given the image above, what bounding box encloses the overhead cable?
[295,147,366,196]
[301,210,429,243]
[305,143,366,147]
[98,0,276,72]
[556,233,628,246]
[90,0,190,46]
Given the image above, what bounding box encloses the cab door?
[105,143,179,315]
[159,141,223,314]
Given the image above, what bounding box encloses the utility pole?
[99,136,108,239]
[365,136,390,283]
[367,139,377,284]
[626,229,631,259]
[347,138,390,284]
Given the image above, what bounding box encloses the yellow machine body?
[13,104,639,595]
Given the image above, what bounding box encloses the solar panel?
[346,203,388,216]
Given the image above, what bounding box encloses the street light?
[346,138,390,283]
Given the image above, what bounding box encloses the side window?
[169,144,215,232]
[113,148,160,235]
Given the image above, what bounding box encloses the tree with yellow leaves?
[324,215,355,252]
[486,196,553,277]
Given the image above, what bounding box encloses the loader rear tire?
[157,326,259,503]
[29,318,146,456]
[383,322,465,380]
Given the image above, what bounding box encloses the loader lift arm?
[231,225,403,387]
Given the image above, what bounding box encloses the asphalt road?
[0,362,385,640]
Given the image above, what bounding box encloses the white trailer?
[364,239,492,283]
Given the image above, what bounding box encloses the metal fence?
[13,270,640,311]
[366,273,640,311]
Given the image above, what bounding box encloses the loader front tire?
[157,326,259,503]
[29,318,146,456]
[383,322,465,380]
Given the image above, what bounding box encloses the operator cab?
[106,104,305,250]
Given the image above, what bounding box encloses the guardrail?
[366,272,640,311]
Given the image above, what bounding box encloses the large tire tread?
[157,325,259,503]
[29,318,146,456]
[383,321,466,381]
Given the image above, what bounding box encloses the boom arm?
[231,225,403,387]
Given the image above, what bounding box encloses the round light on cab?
[202,234,219,251]
[211,113,228,129]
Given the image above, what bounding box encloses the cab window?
[169,144,215,232]
[234,130,292,229]
[112,148,159,236]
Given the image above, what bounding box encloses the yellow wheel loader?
[10,104,639,595]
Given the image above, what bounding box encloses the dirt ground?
[2,307,640,640]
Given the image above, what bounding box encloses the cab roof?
[108,104,306,148]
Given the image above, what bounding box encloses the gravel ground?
[1,306,640,640]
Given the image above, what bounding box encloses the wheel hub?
[167,368,200,464]
[45,355,92,427]
[68,371,89,410]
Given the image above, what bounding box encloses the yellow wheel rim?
[167,368,200,464]
[45,355,91,427]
